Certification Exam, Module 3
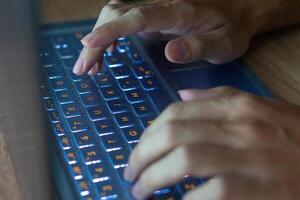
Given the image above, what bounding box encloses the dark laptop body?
[0,0,271,199]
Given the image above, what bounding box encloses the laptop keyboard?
[40,28,204,199]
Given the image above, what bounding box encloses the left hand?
[124,86,300,200]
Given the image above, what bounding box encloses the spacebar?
[148,89,173,112]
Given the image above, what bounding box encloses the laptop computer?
[0,0,272,200]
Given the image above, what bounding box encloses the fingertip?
[178,89,207,101]
[123,166,135,182]
[165,39,188,63]
[73,55,84,75]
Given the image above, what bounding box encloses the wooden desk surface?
[41,0,300,105]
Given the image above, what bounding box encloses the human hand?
[73,0,270,75]
[124,86,300,200]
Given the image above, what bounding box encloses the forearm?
[252,0,300,34]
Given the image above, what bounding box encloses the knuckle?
[102,4,123,17]
[129,7,146,19]
[165,102,184,119]
[162,120,179,147]
[177,146,195,174]
[214,86,237,95]
[238,121,266,142]
[234,94,261,115]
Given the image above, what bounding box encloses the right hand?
[73,0,270,75]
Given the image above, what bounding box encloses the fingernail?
[123,166,135,182]
[131,183,143,200]
[178,89,209,101]
[81,32,97,44]
[73,55,84,75]
[176,40,188,61]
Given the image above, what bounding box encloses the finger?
[88,62,101,76]
[107,41,117,53]
[73,3,129,75]
[126,117,281,183]
[183,178,223,200]
[130,144,255,199]
[136,31,163,40]
[73,46,106,75]
[81,4,177,48]
[165,27,243,64]
[178,86,242,101]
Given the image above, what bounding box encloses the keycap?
[56,45,77,58]
[87,162,110,183]
[148,89,173,112]
[178,178,202,194]
[94,73,113,87]
[52,35,77,58]
[131,64,154,79]
[129,142,138,150]
[41,86,51,99]
[56,90,76,103]
[50,78,69,91]
[44,99,55,110]
[58,135,72,150]
[75,179,91,197]
[107,99,128,113]
[75,80,96,94]
[153,188,173,196]
[127,48,143,63]
[52,35,70,47]
[108,148,130,169]
[115,167,126,181]
[48,110,61,122]
[63,57,78,69]
[80,146,102,165]
[61,102,82,117]
[116,39,127,53]
[124,89,145,103]
[67,116,89,132]
[93,119,115,135]
[110,65,132,78]
[104,54,124,67]
[81,93,100,107]
[82,195,94,200]
[45,65,64,78]
[116,77,138,91]
[74,131,97,148]
[94,179,119,199]
[68,70,90,81]
[140,116,156,128]
[121,126,142,143]
[53,122,66,136]
[140,76,159,90]
[72,31,87,50]
[114,112,135,128]
[87,106,108,121]
[153,191,181,200]
[100,134,125,151]
[132,101,154,117]
[63,148,78,164]
[41,53,59,67]
[40,37,54,53]
[69,164,84,180]
[100,86,121,100]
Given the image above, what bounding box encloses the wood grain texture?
[40,0,300,105]
[0,133,22,200]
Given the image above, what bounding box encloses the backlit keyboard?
[40,28,204,199]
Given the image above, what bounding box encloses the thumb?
[165,31,243,65]
[178,89,210,101]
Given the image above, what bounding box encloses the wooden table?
[41,0,300,105]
